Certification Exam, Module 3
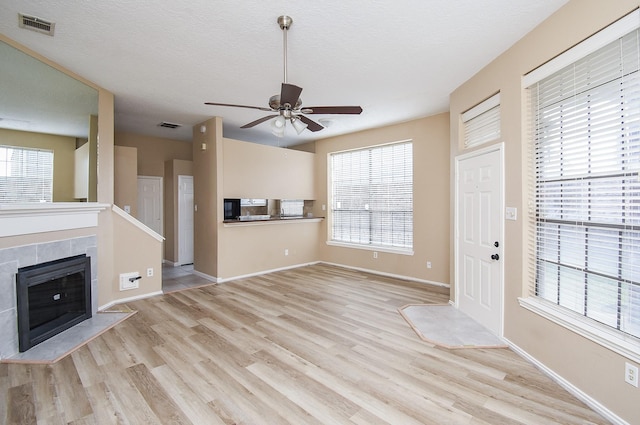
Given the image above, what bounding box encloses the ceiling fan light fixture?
[291,117,308,134]
[271,116,286,137]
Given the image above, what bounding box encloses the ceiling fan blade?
[304,106,363,115]
[280,83,303,107]
[205,102,272,112]
[299,115,324,132]
[240,114,280,128]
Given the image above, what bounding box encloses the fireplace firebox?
[16,254,92,352]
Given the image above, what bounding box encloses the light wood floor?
[1,264,608,424]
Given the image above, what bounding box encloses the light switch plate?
[506,207,517,221]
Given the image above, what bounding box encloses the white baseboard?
[99,290,163,311]
[162,259,180,267]
[191,269,219,283]
[505,338,628,425]
[320,261,450,289]
[215,261,321,284]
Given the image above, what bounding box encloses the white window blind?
[527,24,640,341]
[330,141,413,251]
[0,145,53,203]
[462,93,501,148]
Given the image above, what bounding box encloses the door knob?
[491,254,500,260]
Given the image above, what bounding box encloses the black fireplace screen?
[16,254,92,352]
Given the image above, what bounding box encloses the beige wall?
[314,113,451,286]
[222,138,315,199]
[0,128,77,202]
[111,209,163,300]
[192,118,223,278]
[192,118,320,280]
[114,146,138,216]
[449,1,640,423]
[115,132,192,177]
[164,159,193,264]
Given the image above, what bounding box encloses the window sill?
[326,240,414,256]
[518,296,640,364]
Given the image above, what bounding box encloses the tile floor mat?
[399,303,507,349]
[2,310,135,364]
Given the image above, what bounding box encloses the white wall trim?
[519,296,640,364]
[99,290,163,311]
[321,261,450,289]
[191,269,219,283]
[505,338,630,425]
[215,261,322,284]
[0,202,109,237]
[112,204,164,242]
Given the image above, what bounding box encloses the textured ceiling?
[0,0,568,147]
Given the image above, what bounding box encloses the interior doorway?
[455,144,504,336]
[178,175,194,265]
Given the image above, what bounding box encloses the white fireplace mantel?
[0,203,110,237]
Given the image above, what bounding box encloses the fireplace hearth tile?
[2,311,134,364]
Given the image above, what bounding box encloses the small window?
[462,93,501,148]
[0,145,53,203]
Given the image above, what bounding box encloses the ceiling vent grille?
[18,14,55,36]
[158,122,182,129]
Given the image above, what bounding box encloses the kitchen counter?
[223,215,324,225]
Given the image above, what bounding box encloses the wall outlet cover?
[119,272,140,291]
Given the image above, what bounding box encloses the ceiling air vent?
[158,122,182,129]
[18,14,55,36]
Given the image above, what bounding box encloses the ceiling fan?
[205,15,362,137]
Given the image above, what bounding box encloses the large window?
[0,145,53,203]
[330,141,413,252]
[526,15,640,344]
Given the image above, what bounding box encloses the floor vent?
[18,14,55,36]
[159,121,182,129]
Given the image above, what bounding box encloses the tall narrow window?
[330,141,413,251]
[526,14,640,342]
[462,93,501,148]
[0,145,53,203]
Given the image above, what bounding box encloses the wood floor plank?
[126,363,191,425]
[1,264,610,424]
[7,383,36,425]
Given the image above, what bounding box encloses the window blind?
[330,141,413,250]
[462,93,501,148]
[0,145,53,203]
[527,26,640,340]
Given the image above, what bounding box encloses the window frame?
[327,140,414,255]
[519,10,640,363]
[0,145,54,204]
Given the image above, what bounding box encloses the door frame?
[137,175,163,237]
[453,142,505,336]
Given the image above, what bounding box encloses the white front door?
[456,146,503,336]
[137,176,163,236]
[178,175,194,265]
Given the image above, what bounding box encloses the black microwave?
[223,198,241,220]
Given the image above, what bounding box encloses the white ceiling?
[0,0,568,147]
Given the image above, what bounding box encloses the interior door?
[137,176,163,236]
[456,147,503,336]
[178,175,194,265]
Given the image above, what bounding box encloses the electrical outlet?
[625,362,639,387]
[147,267,153,277]
[284,249,289,256]
[427,261,432,269]
[373,251,378,259]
